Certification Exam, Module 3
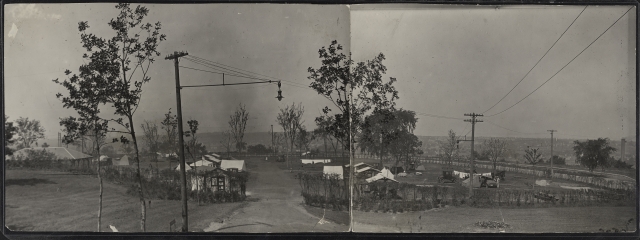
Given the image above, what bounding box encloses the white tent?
[115,155,130,166]
[323,166,344,179]
[175,164,192,171]
[301,159,331,164]
[220,160,246,172]
[366,168,398,183]
[190,159,215,167]
[99,155,110,161]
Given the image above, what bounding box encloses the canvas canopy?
[301,159,331,164]
[461,175,482,188]
[366,168,398,183]
[220,160,246,172]
[323,166,344,179]
[356,166,380,174]
[415,165,426,171]
[190,160,216,167]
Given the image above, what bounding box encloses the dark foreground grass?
[303,205,350,226]
[5,169,243,232]
[353,206,636,233]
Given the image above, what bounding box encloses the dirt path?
[205,159,349,233]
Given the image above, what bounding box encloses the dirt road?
[206,158,349,233]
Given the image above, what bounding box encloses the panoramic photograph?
[3,3,637,234]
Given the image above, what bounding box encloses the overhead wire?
[485,6,633,118]
[482,5,588,114]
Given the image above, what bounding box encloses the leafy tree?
[272,132,286,154]
[15,117,46,149]
[160,108,178,155]
[308,40,399,154]
[524,147,543,166]
[314,120,338,155]
[185,119,204,160]
[54,3,166,231]
[5,116,17,155]
[573,138,616,172]
[387,129,423,171]
[360,109,417,167]
[41,142,50,148]
[228,104,249,153]
[247,144,270,154]
[482,138,508,172]
[438,130,459,166]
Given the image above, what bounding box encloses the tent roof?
[202,155,222,162]
[365,174,399,183]
[415,165,426,171]
[323,166,344,179]
[356,166,380,173]
[10,147,92,160]
[220,160,246,171]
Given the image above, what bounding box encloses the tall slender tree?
[160,108,178,156]
[54,3,166,231]
[228,104,249,153]
[276,103,305,167]
[482,138,508,173]
[438,130,459,166]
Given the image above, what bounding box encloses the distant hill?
[29,134,635,164]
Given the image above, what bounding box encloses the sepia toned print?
[3,3,637,234]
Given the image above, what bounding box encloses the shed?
[220,160,246,172]
[323,166,344,179]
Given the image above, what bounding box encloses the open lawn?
[5,169,244,232]
[353,206,636,233]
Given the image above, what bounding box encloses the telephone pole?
[166,51,189,232]
[464,113,483,197]
[548,130,556,176]
[271,124,274,157]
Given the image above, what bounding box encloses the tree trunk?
[128,116,146,232]
[96,137,103,233]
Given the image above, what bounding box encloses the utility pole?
[464,113,483,197]
[271,124,274,157]
[548,130,556,176]
[165,51,189,232]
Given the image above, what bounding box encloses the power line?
[187,55,309,87]
[182,57,272,84]
[485,7,633,118]
[482,6,588,114]
[184,56,311,89]
[178,65,276,83]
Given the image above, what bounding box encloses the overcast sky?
[351,5,636,140]
[4,4,349,139]
[4,4,636,141]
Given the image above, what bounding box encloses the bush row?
[9,159,248,204]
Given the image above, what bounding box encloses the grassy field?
[353,206,636,233]
[5,169,244,232]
